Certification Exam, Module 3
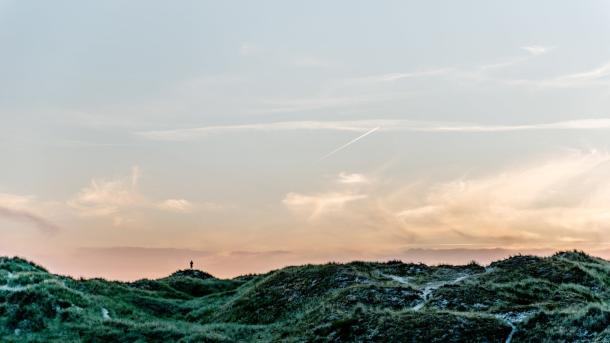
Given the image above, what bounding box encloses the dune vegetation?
[1,251,609,342]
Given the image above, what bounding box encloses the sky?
[2,1,610,280]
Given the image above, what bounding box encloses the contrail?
[319,126,380,161]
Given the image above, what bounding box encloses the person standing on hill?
[190,260,193,269]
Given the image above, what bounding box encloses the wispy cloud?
[257,95,386,113]
[342,50,535,86]
[521,45,554,56]
[157,199,193,213]
[0,193,32,208]
[136,120,375,141]
[337,172,370,184]
[414,118,610,132]
[394,150,610,247]
[280,150,610,249]
[137,118,610,141]
[131,166,141,188]
[0,193,60,233]
[345,68,454,84]
[563,62,610,81]
[68,176,143,217]
[122,50,601,127]
[510,61,610,89]
[477,57,530,72]
[67,167,212,223]
[0,207,60,234]
[283,191,367,219]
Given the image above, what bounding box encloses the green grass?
[0,251,609,342]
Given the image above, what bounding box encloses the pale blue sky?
[2,1,610,278]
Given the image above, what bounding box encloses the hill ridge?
[0,251,609,342]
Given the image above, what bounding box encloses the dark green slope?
[0,251,609,342]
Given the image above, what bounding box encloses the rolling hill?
[1,251,609,342]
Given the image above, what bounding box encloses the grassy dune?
[1,251,609,342]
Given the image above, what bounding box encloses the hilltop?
[1,251,609,342]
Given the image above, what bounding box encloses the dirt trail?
[383,271,529,342]
[495,311,533,343]
[502,320,516,343]
[382,273,472,311]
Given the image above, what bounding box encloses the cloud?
[521,45,553,56]
[283,191,367,219]
[68,177,143,216]
[345,68,454,84]
[415,118,610,132]
[257,95,389,114]
[0,193,59,233]
[131,165,141,188]
[137,118,610,141]
[339,56,528,87]
[279,150,610,250]
[563,62,610,81]
[68,167,207,221]
[136,120,372,141]
[0,207,60,234]
[337,172,369,184]
[157,199,193,213]
[510,61,610,88]
[0,193,32,208]
[393,150,610,247]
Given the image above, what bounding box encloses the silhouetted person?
[190,260,193,269]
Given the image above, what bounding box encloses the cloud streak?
[0,207,60,233]
[319,126,380,161]
[415,118,610,132]
[136,120,378,140]
[510,61,610,89]
[343,68,454,84]
[521,45,553,56]
[137,118,610,141]
[283,191,367,219]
